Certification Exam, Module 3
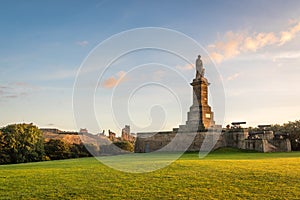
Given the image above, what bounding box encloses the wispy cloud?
[102,71,127,88]
[5,95,19,98]
[13,82,34,87]
[0,82,38,100]
[226,73,240,81]
[47,123,55,126]
[272,51,300,62]
[279,21,300,45]
[274,51,300,60]
[244,32,278,51]
[76,40,89,47]
[208,20,300,63]
[153,70,167,81]
[176,64,194,71]
[41,68,78,80]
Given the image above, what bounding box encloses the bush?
[44,139,72,160]
[113,141,134,152]
[44,140,93,160]
[70,143,92,158]
[0,123,44,164]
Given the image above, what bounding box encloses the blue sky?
[1,0,300,134]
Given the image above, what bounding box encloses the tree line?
[0,123,134,165]
[0,123,92,164]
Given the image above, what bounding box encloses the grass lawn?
[0,148,299,199]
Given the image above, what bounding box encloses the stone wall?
[223,129,248,149]
[269,139,291,152]
[134,130,224,153]
[134,129,292,153]
[244,139,266,152]
[227,129,291,152]
[134,131,175,153]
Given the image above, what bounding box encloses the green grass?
[0,148,300,199]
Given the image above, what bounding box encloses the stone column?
[186,76,215,130]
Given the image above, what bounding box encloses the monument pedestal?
[183,77,215,131]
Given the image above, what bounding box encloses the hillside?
[41,129,112,145]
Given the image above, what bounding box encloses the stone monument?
[134,55,221,153]
[178,55,215,132]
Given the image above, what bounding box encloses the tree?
[44,139,72,160]
[0,123,44,164]
[68,143,91,158]
[44,140,93,160]
[271,120,300,151]
[282,121,300,151]
[113,141,134,152]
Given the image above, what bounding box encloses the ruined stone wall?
[244,139,266,152]
[134,129,292,153]
[224,129,291,152]
[269,139,292,152]
[134,132,175,153]
[244,138,291,152]
[223,129,248,149]
[134,131,224,153]
[187,132,224,152]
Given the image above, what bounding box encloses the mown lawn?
[0,148,299,199]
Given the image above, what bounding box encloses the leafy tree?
[70,143,92,158]
[113,141,134,152]
[44,140,93,160]
[282,121,300,151]
[0,123,44,164]
[44,139,72,160]
[271,120,300,151]
[84,143,100,156]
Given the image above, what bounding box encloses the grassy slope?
[0,148,299,200]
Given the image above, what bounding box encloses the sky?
[1,0,300,134]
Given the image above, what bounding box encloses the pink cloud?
[244,32,278,52]
[279,21,300,45]
[102,71,127,88]
[208,20,300,64]
[227,73,240,81]
[176,63,194,71]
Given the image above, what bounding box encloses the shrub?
[113,141,134,152]
[0,123,44,164]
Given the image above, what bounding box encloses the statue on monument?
[196,55,205,79]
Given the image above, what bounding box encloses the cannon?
[231,122,246,126]
[274,132,289,139]
[257,125,271,130]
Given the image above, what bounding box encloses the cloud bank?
[0,82,38,100]
[209,21,300,63]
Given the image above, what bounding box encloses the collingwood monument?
[186,55,215,130]
[134,55,222,153]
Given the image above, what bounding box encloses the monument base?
[134,129,224,153]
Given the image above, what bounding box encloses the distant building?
[121,125,135,143]
[40,128,61,134]
[108,130,117,142]
[40,128,78,135]
[98,130,105,136]
[79,128,88,134]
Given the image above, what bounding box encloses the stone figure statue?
[196,55,205,79]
